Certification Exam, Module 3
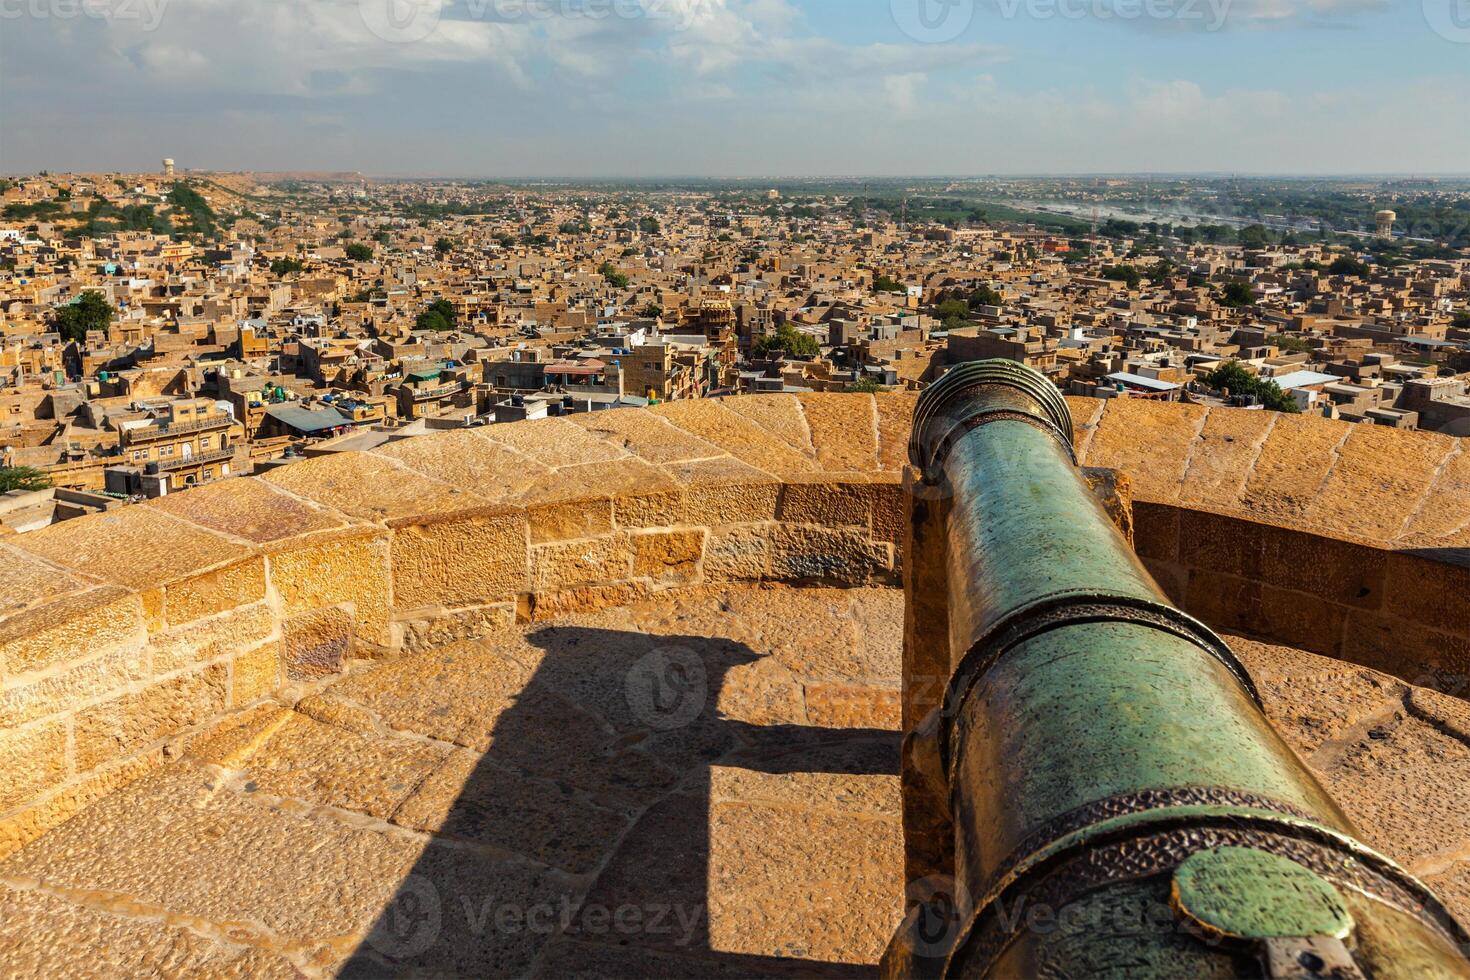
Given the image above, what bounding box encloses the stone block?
[0,587,145,678]
[875,391,921,471]
[1383,552,1470,638]
[1132,501,1179,562]
[0,645,149,728]
[1305,424,1457,542]
[163,556,268,626]
[1177,406,1278,512]
[804,683,902,730]
[1141,558,1188,607]
[1179,509,1264,580]
[1183,568,1262,639]
[264,451,488,523]
[373,429,550,504]
[570,409,723,464]
[0,716,70,812]
[399,603,516,655]
[283,606,354,679]
[768,524,892,584]
[0,542,91,621]
[526,582,651,621]
[797,392,880,473]
[0,749,164,859]
[232,641,282,706]
[1257,585,1348,658]
[613,489,688,529]
[631,529,705,585]
[722,394,816,458]
[483,414,629,467]
[526,498,614,544]
[149,602,275,674]
[148,476,348,544]
[777,479,874,527]
[1260,528,1386,610]
[73,662,230,772]
[1241,412,1350,523]
[391,513,529,611]
[268,532,392,647]
[1086,399,1207,503]
[1341,610,1470,691]
[11,506,252,592]
[704,523,773,582]
[530,534,630,592]
[653,398,816,474]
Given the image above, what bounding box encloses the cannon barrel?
[887,360,1470,978]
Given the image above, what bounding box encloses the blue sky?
[2,0,1466,175]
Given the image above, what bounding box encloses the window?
[200,436,212,449]
[159,445,174,457]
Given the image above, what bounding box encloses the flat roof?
[1107,372,1181,392]
[1272,370,1339,390]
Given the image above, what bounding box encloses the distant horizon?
[10,169,1470,182]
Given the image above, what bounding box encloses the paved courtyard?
[1,584,1469,977]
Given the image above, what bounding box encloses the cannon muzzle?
[885,360,1470,978]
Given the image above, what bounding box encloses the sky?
[1,0,1467,176]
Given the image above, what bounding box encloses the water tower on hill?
[162,158,176,177]
[1375,208,1396,239]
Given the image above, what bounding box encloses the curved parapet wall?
[0,393,1467,857]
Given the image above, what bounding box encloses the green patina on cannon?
[884,359,1470,978]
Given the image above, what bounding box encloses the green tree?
[1236,224,1272,249]
[1219,280,1255,307]
[166,182,215,236]
[845,377,882,393]
[638,216,661,235]
[53,290,115,343]
[639,303,664,319]
[1102,265,1142,290]
[343,243,373,261]
[270,256,305,276]
[873,274,905,294]
[1451,310,1470,330]
[1328,255,1370,277]
[1204,360,1300,414]
[0,466,51,493]
[373,230,391,245]
[933,299,970,321]
[968,285,1003,308]
[752,323,819,359]
[433,237,455,257]
[416,298,457,332]
[599,261,630,289]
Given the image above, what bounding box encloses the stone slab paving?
[3,585,1470,977]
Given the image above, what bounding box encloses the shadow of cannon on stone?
[340,623,900,978]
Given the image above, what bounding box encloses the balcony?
[124,414,233,443]
[153,447,235,472]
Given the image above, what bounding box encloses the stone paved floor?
[2,585,1470,977]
